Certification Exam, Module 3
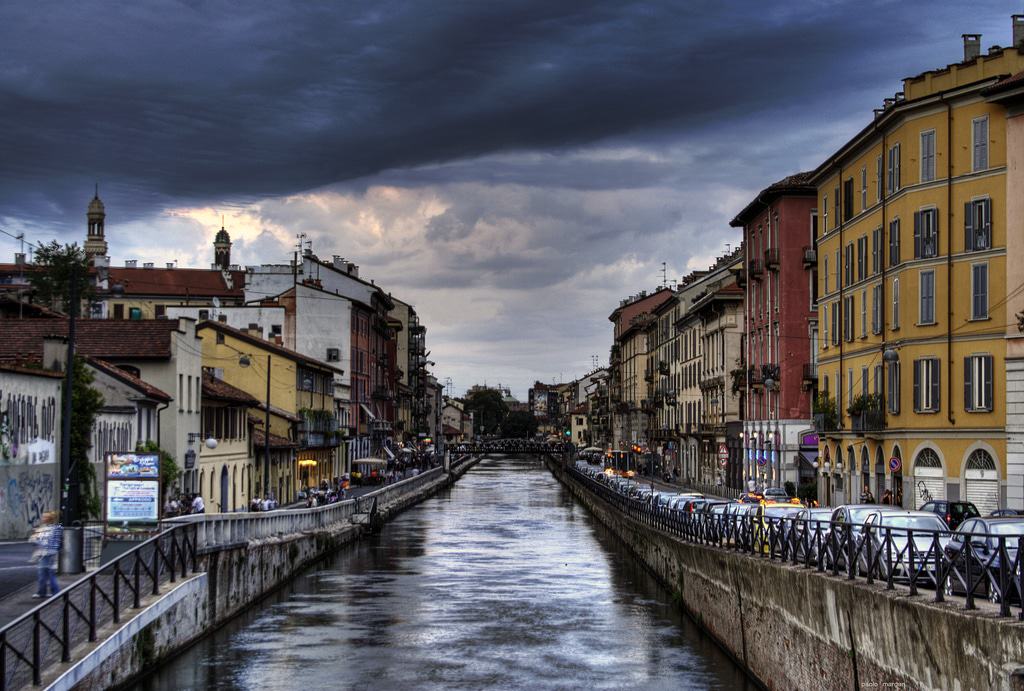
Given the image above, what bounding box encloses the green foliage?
[813,392,838,430]
[500,410,538,439]
[71,358,104,519]
[797,481,818,504]
[463,388,509,436]
[846,392,882,416]
[135,440,180,498]
[28,241,94,313]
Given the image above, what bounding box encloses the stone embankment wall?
[52,458,481,691]
[547,457,1024,691]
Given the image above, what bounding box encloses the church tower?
[214,223,232,270]
[84,188,108,263]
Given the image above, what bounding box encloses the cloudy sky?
[0,1,1016,397]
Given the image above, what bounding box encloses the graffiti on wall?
[0,390,58,465]
[93,416,135,464]
[0,468,57,533]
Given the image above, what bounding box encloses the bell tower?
[214,222,232,271]
[84,186,108,263]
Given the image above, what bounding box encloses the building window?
[823,194,828,232]
[198,309,210,320]
[964,354,994,412]
[913,358,940,413]
[887,361,901,414]
[973,116,989,172]
[874,364,882,395]
[822,304,829,347]
[831,302,839,345]
[871,284,882,334]
[216,332,224,344]
[843,178,854,221]
[965,198,992,252]
[824,255,829,294]
[848,368,854,408]
[844,243,854,286]
[843,295,853,341]
[889,218,900,267]
[920,130,936,182]
[892,278,900,330]
[326,347,340,362]
[860,289,867,338]
[857,236,867,281]
[887,144,901,195]
[972,263,989,319]
[270,324,282,337]
[129,307,142,320]
[876,154,884,202]
[914,208,938,258]
[113,303,124,320]
[155,304,165,318]
[871,227,882,275]
[834,186,840,227]
[919,270,935,324]
[861,167,868,211]
[861,366,869,397]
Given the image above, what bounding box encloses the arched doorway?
[891,446,903,507]
[874,447,885,500]
[860,447,870,501]
[220,466,229,513]
[199,470,205,501]
[232,466,237,511]
[964,449,998,516]
[912,448,944,509]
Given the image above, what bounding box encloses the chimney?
[14,252,25,266]
[963,33,981,61]
[125,259,137,268]
[1014,15,1024,48]
[332,255,346,270]
[347,262,358,278]
[42,336,67,373]
[143,262,154,269]
[166,262,175,269]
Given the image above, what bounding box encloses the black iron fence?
[568,465,1024,619]
[0,524,198,690]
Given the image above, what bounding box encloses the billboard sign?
[105,452,161,534]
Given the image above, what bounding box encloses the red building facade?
[730,173,819,490]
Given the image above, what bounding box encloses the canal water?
[134,456,752,690]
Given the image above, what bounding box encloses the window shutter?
[964,201,974,251]
[913,360,921,412]
[964,357,974,412]
[930,360,940,412]
[982,198,992,249]
[894,144,900,189]
[984,355,994,411]
[913,211,922,258]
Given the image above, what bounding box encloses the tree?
[28,241,93,312]
[135,440,181,501]
[501,410,538,439]
[70,358,104,519]
[463,388,509,436]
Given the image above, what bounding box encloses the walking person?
[881,488,893,505]
[191,493,205,514]
[860,485,875,503]
[30,512,63,599]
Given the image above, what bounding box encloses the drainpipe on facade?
[944,95,956,426]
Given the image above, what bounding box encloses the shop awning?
[383,446,395,460]
[798,450,818,467]
[360,404,376,420]
[351,457,387,467]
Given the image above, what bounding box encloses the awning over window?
[798,451,818,467]
[360,404,376,420]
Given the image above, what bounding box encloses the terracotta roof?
[254,401,301,423]
[0,318,183,364]
[250,426,298,449]
[0,364,63,379]
[202,372,259,406]
[730,172,816,227]
[609,288,673,328]
[442,424,462,436]
[984,70,1024,98]
[107,267,245,298]
[85,357,172,402]
[573,402,589,415]
[197,321,343,374]
[0,297,63,319]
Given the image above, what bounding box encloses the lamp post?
[239,354,272,500]
[59,266,79,551]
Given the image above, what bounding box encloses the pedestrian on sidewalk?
[860,485,875,503]
[191,493,205,514]
[30,512,63,599]
[881,489,893,505]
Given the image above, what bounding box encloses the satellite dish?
[212,297,221,309]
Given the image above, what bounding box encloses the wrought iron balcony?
[802,246,817,268]
[748,259,764,280]
[764,248,780,270]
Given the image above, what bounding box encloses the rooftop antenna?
[725,243,731,254]
[660,261,668,288]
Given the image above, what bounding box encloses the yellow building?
[197,321,344,497]
[199,372,258,513]
[813,30,1024,512]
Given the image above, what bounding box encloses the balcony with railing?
[849,394,884,436]
[747,259,763,280]
[298,409,341,448]
[802,246,817,268]
[802,363,818,390]
[764,248,779,270]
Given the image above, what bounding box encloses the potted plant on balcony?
[847,393,882,432]
[813,393,838,433]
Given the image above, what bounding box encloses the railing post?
[89,577,97,641]
[32,612,40,686]
[152,539,160,596]
[112,563,121,623]
[61,593,70,662]
[907,529,918,596]
[999,536,1010,617]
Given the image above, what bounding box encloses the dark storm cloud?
[0,0,990,227]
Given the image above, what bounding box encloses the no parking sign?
[889,456,902,473]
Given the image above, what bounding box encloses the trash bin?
[59,526,84,575]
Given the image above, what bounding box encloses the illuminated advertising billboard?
[105,452,161,534]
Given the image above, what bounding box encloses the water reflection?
[134,456,752,690]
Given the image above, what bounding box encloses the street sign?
[718,443,729,462]
[757,450,768,467]
[889,456,902,473]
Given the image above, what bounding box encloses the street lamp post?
[59,268,79,531]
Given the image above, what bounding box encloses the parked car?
[821,504,903,570]
[860,510,951,584]
[751,504,804,553]
[943,516,1024,602]
[792,507,834,562]
[919,500,980,530]
[989,509,1022,517]
[762,487,791,502]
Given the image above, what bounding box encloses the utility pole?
[60,267,80,526]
